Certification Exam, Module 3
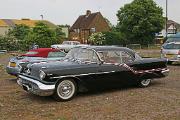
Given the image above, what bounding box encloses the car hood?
[31,60,79,70]
[28,60,91,78]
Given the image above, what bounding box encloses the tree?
[88,32,106,45]
[8,24,30,40]
[103,31,126,45]
[55,25,66,42]
[2,22,65,51]
[116,0,165,45]
[26,22,58,48]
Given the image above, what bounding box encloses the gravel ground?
[0,52,179,120]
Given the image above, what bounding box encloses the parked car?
[164,33,180,44]
[161,42,180,64]
[17,46,169,101]
[51,41,88,52]
[0,50,7,54]
[6,48,66,76]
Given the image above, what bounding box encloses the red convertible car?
[6,48,66,76]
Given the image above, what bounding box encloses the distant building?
[156,20,180,43]
[0,18,57,36]
[58,25,70,39]
[69,10,110,43]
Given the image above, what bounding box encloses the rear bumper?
[168,58,180,62]
[161,54,180,62]
[161,68,169,77]
[17,75,55,96]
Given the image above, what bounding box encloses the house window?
[90,28,96,33]
[74,29,80,33]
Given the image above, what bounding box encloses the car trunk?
[128,58,168,71]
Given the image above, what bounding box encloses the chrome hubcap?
[57,80,75,100]
[141,79,151,86]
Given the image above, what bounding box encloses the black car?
[17,46,169,101]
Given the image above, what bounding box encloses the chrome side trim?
[51,63,169,79]
[51,71,116,79]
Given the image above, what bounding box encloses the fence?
[126,44,162,50]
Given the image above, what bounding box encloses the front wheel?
[53,79,77,101]
[138,79,151,88]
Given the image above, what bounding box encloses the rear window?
[163,43,180,49]
[166,38,180,43]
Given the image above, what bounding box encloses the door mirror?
[99,60,104,65]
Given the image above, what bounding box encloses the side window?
[98,51,121,63]
[120,51,134,63]
[77,49,99,63]
[48,52,66,58]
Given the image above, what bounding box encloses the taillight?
[178,50,180,55]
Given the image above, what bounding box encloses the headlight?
[39,70,46,80]
[26,68,31,74]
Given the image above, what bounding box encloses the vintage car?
[6,48,66,76]
[17,46,169,101]
[161,42,180,64]
[51,41,88,52]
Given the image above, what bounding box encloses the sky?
[0,0,179,25]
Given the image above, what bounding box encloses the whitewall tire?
[53,79,77,101]
[138,79,151,87]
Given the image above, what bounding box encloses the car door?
[96,50,136,86]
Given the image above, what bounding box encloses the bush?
[103,31,126,45]
[0,22,65,51]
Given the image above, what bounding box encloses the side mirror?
[99,60,104,65]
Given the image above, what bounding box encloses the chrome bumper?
[161,69,169,77]
[6,66,20,76]
[17,75,55,96]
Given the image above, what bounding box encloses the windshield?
[163,43,180,49]
[47,52,66,58]
[166,38,180,43]
[25,51,38,55]
[62,41,71,45]
[62,41,80,45]
[65,48,99,63]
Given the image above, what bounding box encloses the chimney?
[86,10,91,17]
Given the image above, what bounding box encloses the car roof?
[63,41,80,43]
[75,45,136,55]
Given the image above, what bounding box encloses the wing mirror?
[99,60,104,65]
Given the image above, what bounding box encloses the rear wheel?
[53,79,77,101]
[138,79,151,88]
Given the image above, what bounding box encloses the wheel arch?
[55,76,82,90]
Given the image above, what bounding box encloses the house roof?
[0,19,8,27]
[70,12,100,30]
[167,20,180,30]
[0,19,57,28]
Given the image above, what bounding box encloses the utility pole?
[166,0,168,39]
[40,15,44,20]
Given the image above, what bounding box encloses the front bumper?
[17,75,55,96]
[6,66,20,76]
